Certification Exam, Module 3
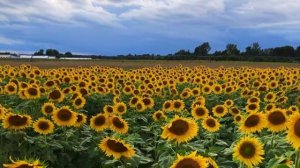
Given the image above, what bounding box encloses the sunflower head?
[266,109,287,132]
[52,106,77,127]
[113,102,127,115]
[152,110,167,121]
[161,116,198,144]
[240,112,266,134]
[3,113,32,130]
[33,118,55,135]
[287,113,300,149]
[170,151,208,168]
[233,136,265,167]
[41,102,56,116]
[202,116,220,132]
[212,105,228,118]
[191,105,209,120]
[90,113,109,132]
[74,113,87,127]
[99,137,135,159]
[110,115,128,134]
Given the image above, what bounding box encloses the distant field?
[0,59,299,69]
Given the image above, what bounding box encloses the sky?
[0,0,300,55]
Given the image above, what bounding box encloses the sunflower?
[90,113,109,132]
[286,113,300,149]
[3,113,32,130]
[213,84,223,94]
[0,106,7,119]
[233,136,264,168]
[170,151,207,168]
[224,99,234,108]
[142,97,155,109]
[24,86,41,99]
[162,100,173,112]
[202,85,212,94]
[239,112,266,134]
[109,115,128,134]
[288,105,299,113]
[229,107,240,116]
[202,116,220,132]
[74,113,87,127]
[234,114,243,124]
[72,96,86,109]
[103,105,114,115]
[246,103,260,113]
[135,100,147,112]
[152,110,167,121]
[3,159,45,168]
[33,118,55,135]
[264,103,276,112]
[161,116,198,144]
[212,105,228,118]
[264,92,276,102]
[99,137,135,159]
[128,96,140,108]
[206,157,219,168]
[172,99,185,112]
[41,102,56,116]
[266,109,287,132]
[191,105,209,120]
[49,88,64,103]
[113,102,127,115]
[4,82,17,95]
[52,106,77,126]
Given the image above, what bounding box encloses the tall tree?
[296,45,300,57]
[33,49,44,55]
[226,43,240,56]
[273,46,295,57]
[64,52,73,57]
[194,42,211,56]
[245,42,261,56]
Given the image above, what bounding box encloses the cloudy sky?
[0,0,300,55]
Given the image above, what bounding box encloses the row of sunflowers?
[0,64,299,168]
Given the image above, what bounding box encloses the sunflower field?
[0,64,299,168]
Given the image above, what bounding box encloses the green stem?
[295,149,300,168]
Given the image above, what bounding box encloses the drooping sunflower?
[239,112,266,134]
[266,109,287,132]
[172,99,185,112]
[72,96,86,109]
[113,102,127,115]
[74,113,87,127]
[202,116,220,132]
[41,102,56,116]
[49,88,65,103]
[33,118,55,135]
[170,151,208,168]
[152,110,167,121]
[191,105,209,120]
[99,137,135,159]
[161,116,198,144]
[3,113,32,130]
[52,106,77,126]
[90,113,109,132]
[109,115,129,134]
[286,113,300,149]
[233,136,264,168]
[162,100,173,112]
[212,105,228,118]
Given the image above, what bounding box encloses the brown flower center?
[28,88,38,96]
[294,118,300,137]
[94,115,106,126]
[239,142,256,158]
[38,121,50,130]
[268,111,286,125]
[57,109,72,121]
[216,106,224,114]
[8,115,28,126]
[174,102,181,109]
[206,119,216,128]
[244,115,260,127]
[49,90,61,100]
[168,119,189,135]
[175,158,200,168]
[112,117,125,128]
[195,107,206,116]
[106,139,128,152]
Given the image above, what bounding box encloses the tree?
[273,46,295,57]
[174,49,191,56]
[295,45,300,57]
[226,43,240,56]
[46,49,60,58]
[33,49,44,55]
[64,52,73,57]
[194,42,211,56]
[245,42,261,56]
